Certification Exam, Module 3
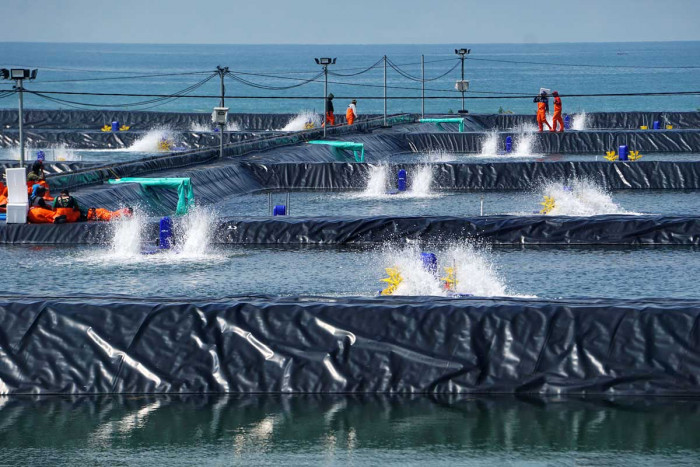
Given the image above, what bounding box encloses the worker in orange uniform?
[533,91,552,132]
[52,189,81,223]
[87,206,133,221]
[346,99,358,125]
[27,185,58,224]
[551,91,564,132]
[322,93,335,127]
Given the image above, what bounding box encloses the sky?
[1,0,699,44]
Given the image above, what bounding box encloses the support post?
[268,192,272,216]
[17,79,24,168]
[286,192,290,216]
[383,55,387,127]
[460,54,465,113]
[421,54,425,119]
[323,65,328,138]
[219,122,224,159]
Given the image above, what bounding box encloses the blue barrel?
[111,121,119,132]
[36,150,45,161]
[564,115,571,130]
[563,185,573,192]
[505,136,513,153]
[653,121,660,130]
[420,252,438,275]
[397,169,407,192]
[273,205,286,216]
[619,145,628,161]
[159,216,173,249]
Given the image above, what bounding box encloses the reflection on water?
[1,395,700,465]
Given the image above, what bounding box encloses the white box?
[5,167,27,203]
[6,202,28,224]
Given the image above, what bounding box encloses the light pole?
[454,48,471,114]
[315,57,336,138]
[216,65,229,107]
[1,68,37,168]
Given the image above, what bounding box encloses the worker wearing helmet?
[534,91,552,132]
[551,91,564,132]
[346,99,358,125]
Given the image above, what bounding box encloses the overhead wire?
[465,56,700,70]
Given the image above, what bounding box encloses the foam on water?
[512,131,537,157]
[127,127,175,152]
[572,112,588,131]
[175,206,217,257]
[280,111,320,132]
[380,243,515,297]
[48,143,79,162]
[536,179,636,216]
[419,149,454,162]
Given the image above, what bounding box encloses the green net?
[308,140,365,162]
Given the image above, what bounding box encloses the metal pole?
[268,192,272,216]
[217,66,226,107]
[219,123,224,159]
[480,195,484,216]
[383,55,387,126]
[286,192,290,215]
[17,79,24,168]
[421,54,425,118]
[323,65,328,138]
[460,55,465,113]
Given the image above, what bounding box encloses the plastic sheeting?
[0,110,367,130]
[241,161,700,190]
[213,215,700,245]
[0,129,257,149]
[1,294,700,394]
[1,109,698,130]
[402,130,700,154]
[1,215,698,245]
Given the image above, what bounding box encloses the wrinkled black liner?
[1,215,698,245]
[1,295,699,394]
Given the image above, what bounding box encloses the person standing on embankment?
[534,91,552,132]
[551,91,564,132]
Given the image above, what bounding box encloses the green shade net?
[308,140,365,162]
[418,118,465,132]
[108,177,195,215]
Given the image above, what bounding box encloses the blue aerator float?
[564,115,572,130]
[505,136,513,154]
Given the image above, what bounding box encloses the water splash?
[536,179,635,216]
[190,122,211,132]
[127,127,175,152]
[572,112,588,131]
[107,210,147,258]
[512,131,537,157]
[379,243,514,297]
[175,206,217,257]
[358,165,388,197]
[190,121,240,132]
[355,165,435,199]
[479,131,499,157]
[280,111,320,132]
[408,165,434,197]
[48,143,79,161]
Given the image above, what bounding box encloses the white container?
[6,202,28,224]
[5,167,27,203]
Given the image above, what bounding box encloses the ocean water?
[0,42,698,114]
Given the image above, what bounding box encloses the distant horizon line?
[0,39,699,46]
